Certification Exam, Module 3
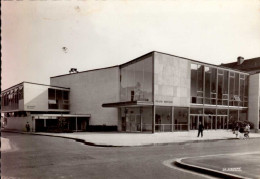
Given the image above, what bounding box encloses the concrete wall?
[154,52,190,107]
[23,83,69,112]
[248,73,260,130]
[24,83,49,111]
[50,67,120,126]
[4,116,34,132]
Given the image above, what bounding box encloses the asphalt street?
[2,132,260,179]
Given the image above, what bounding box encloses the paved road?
[2,132,260,179]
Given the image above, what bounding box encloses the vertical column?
[188,107,190,131]
[171,107,174,132]
[44,119,46,127]
[75,117,78,132]
[152,105,155,133]
[140,107,143,132]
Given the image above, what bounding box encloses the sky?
[2,0,260,90]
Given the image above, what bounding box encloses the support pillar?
[76,117,78,132]
[152,105,155,133]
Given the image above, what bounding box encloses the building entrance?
[190,114,228,130]
[216,115,228,129]
[125,114,141,132]
[190,115,203,130]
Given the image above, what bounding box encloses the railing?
[155,124,172,132]
[173,124,188,131]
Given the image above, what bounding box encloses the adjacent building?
[2,51,260,132]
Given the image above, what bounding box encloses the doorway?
[190,115,203,130]
[125,114,141,132]
[216,115,228,129]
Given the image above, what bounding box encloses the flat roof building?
[2,51,260,133]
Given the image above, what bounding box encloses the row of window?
[191,64,248,107]
[1,87,23,107]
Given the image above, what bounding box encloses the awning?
[32,114,91,119]
[102,101,153,108]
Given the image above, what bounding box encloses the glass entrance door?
[126,114,141,132]
[190,115,203,130]
[216,116,228,129]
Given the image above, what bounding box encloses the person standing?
[197,121,204,137]
[26,122,30,132]
[234,123,239,138]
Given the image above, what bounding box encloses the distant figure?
[26,122,30,132]
[197,121,204,137]
[234,123,239,138]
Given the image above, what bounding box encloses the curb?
[174,158,250,179]
[2,129,259,147]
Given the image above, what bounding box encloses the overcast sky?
[2,0,260,90]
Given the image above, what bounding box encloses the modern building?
[2,51,260,133]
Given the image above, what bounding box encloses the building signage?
[27,105,36,109]
[155,100,173,104]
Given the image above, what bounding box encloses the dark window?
[48,88,55,100]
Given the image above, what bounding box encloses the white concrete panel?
[154,52,190,107]
[5,116,32,132]
[50,67,120,126]
[24,83,49,111]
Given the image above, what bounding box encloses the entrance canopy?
[32,114,91,119]
[102,101,153,108]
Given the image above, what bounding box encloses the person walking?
[244,124,250,139]
[26,122,30,132]
[197,121,204,137]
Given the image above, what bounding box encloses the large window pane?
[217,69,223,105]
[120,56,153,102]
[134,60,144,101]
[120,67,127,101]
[205,67,211,104]
[155,107,172,132]
[190,64,197,103]
[174,107,188,131]
[143,57,153,101]
[229,72,235,106]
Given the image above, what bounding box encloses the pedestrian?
[234,123,239,138]
[197,121,204,137]
[244,124,250,139]
[26,122,30,132]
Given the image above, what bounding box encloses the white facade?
[50,67,120,126]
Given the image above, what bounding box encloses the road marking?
[163,159,216,179]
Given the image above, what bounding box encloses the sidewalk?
[3,129,260,147]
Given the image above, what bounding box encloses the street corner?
[174,152,260,179]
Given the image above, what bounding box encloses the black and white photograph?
[1,0,260,178]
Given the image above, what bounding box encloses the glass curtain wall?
[120,56,153,102]
[190,63,249,107]
[190,64,204,104]
[2,86,23,111]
